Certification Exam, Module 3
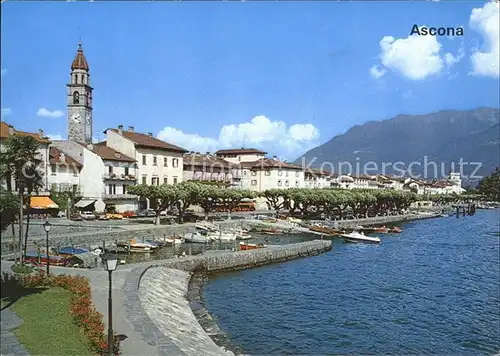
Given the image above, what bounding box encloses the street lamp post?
[102,254,118,356]
[43,221,51,275]
[227,198,232,220]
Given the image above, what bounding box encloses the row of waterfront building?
[0,41,465,213]
[0,120,466,213]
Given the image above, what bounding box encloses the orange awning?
[29,196,58,209]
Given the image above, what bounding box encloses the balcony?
[102,193,138,201]
[103,173,137,181]
[50,183,82,196]
[192,172,233,182]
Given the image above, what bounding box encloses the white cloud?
[371,27,460,80]
[469,1,499,77]
[157,115,320,158]
[157,127,220,153]
[1,108,12,117]
[444,48,464,67]
[0,68,7,76]
[47,134,64,141]
[37,108,64,118]
[370,65,386,79]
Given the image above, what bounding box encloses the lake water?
[203,209,500,355]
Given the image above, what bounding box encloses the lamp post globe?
[103,254,118,272]
[43,220,51,233]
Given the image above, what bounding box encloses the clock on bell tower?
[67,40,93,143]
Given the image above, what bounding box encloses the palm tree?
[1,135,43,263]
[23,164,45,260]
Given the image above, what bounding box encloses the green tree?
[197,184,222,220]
[127,184,180,225]
[22,163,45,260]
[0,186,18,233]
[477,167,500,201]
[1,135,44,263]
[217,188,256,219]
[261,189,291,216]
[175,181,202,223]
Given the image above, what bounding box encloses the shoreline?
[130,240,332,356]
[187,272,245,355]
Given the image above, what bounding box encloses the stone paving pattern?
[1,308,30,356]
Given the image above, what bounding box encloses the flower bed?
[21,273,120,355]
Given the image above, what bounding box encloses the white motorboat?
[165,237,183,245]
[231,228,252,240]
[341,231,381,244]
[209,231,237,242]
[184,232,211,244]
[195,222,219,232]
[116,240,158,252]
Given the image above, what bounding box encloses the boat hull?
[341,234,381,244]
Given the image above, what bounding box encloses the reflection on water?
[204,209,500,355]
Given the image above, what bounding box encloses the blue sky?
[1,1,499,160]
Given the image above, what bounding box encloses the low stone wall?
[304,213,440,230]
[126,240,332,356]
[2,221,120,240]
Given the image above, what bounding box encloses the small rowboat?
[25,250,69,266]
[239,242,266,250]
[261,228,283,235]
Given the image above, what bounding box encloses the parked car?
[106,213,123,220]
[98,214,109,220]
[81,211,96,220]
[122,211,137,218]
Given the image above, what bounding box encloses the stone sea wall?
[127,240,332,356]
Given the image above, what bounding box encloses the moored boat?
[231,228,252,240]
[341,231,381,244]
[116,240,158,252]
[309,224,342,236]
[25,250,69,266]
[195,222,219,232]
[239,242,266,250]
[56,247,89,256]
[373,226,389,233]
[390,226,402,233]
[184,232,212,244]
[209,231,237,242]
[261,227,284,235]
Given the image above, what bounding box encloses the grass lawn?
[8,287,93,355]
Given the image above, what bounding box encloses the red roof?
[0,122,51,144]
[305,168,334,177]
[71,42,89,71]
[49,147,82,170]
[215,148,267,155]
[183,153,237,169]
[90,144,136,162]
[239,158,302,171]
[107,128,187,153]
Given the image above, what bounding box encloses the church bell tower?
[67,41,93,143]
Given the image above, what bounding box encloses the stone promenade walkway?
[1,302,30,355]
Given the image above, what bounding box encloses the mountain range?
[294,108,500,185]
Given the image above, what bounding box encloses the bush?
[11,264,34,275]
[21,274,120,355]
